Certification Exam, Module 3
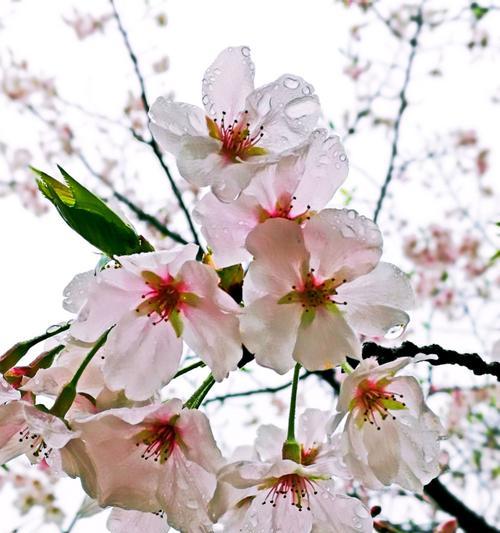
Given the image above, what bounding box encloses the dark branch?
[109,0,202,248]
[424,478,500,533]
[373,5,424,222]
[362,341,500,381]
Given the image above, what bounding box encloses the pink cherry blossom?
[107,508,170,533]
[0,400,77,465]
[62,399,223,532]
[0,375,20,404]
[210,409,372,533]
[240,210,414,373]
[194,129,349,267]
[333,357,445,492]
[149,46,321,202]
[70,244,242,400]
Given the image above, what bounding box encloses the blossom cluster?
[0,47,445,532]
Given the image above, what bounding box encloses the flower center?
[135,420,179,464]
[350,377,406,429]
[279,269,348,310]
[206,110,266,161]
[258,194,313,224]
[135,271,184,325]
[18,427,51,459]
[262,474,318,511]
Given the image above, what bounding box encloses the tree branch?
[373,4,424,223]
[108,0,202,248]
[361,341,500,381]
[424,478,500,533]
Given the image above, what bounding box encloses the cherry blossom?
[0,400,77,465]
[107,508,169,533]
[0,375,20,404]
[70,244,242,400]
[240,211,414,373]
[333,357,445,492]
[62,399,223,532]
[194,129,349,267]
[149,46,321,202]
[210,409,372,532]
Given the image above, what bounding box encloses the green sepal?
[50,383,77,419]
[277,291,302,305]
[300,308,316,328]
[170,309,184,338]
[282,439,301,463]
[34,166,154,257]
[217,264,244,303]
[381,399,407,411]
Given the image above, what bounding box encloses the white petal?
[176,409,224,473]
[158,449,216,532]
[149,98,207,156]
[246,74,320,152]
[303,209,382,282]
[343,304,410,338]
[255,424,285,462]
[176,135,224,188]
[297,409,330,450]
[0,401,28,464]
[103,313,182,401]
[63,270,94,314]
[292,130,349,213]
[240,295,301,374]
[211,161,264,203]
[310,482,372,533]
[293,307,361,370]
[107,508,170,533]
[193,192,258,267]
[0,375,20,404]
[244,218,309,301]
[202,46,255,121]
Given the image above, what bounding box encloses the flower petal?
[176,136,224,188]
[149,99,207,156]
[202,46,255,121]
[244,218,309,301]
[193,192,258,267]
[255,424,285,462]
[246,74,320,152]
[240,295,301,374]
[103,313,182,401]
[107,508,170,533]
[293,306,361,370]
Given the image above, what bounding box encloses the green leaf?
[217,264,244,303]
[34,166,154,257]
[471,3,489,20]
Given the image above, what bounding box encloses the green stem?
[184,373,216,409]
[50,327,112,418]
[173,360,205,379]
[287,363,301,441]
[341,361,354,374]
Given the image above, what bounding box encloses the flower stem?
[173,360,205,379]
[286,363,302,442]
[341,361,354,374]
[50,327,113,419]
[184,373,216,409]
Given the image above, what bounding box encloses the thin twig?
[108,0,202,248]
[373,4,425,222]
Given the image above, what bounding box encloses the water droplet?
[208,104,216,116]
[283,76,300,89]
[384,323,406,339]
[340,225,356,238]
[241,46,251,57]
[339,153,347,162]
[302,85,312,95]
[202,95,209,105]
[347,210,356,219]
[284,96,319,119]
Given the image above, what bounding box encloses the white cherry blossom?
[210,409,372,533]
[107,508,169,533]
[240,210,414,373]
[333,357,445,492]
[70,245,242,400]
[194,129,349,267]
[0,400,77,465]
[149,46,321,202]
[62,399,223,532]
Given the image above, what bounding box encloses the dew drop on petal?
[202,95,209,105]
[302,85,312,95]
[384,323,406,339]
[241,46,251,57]
[283,76,300,89]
